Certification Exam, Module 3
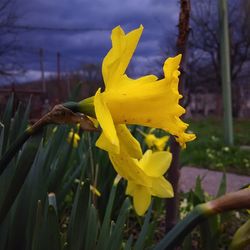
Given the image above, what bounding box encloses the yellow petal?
[108,153,151,186]
[140,150,172,177]
[164,54,182,83]
[144,134,157,148]
[94,88,119,154]
[176,132,196,149]
[116,124,142,159]
[154,135,169,151]
[133,185,151,216]
[96,132,119,154]
[126,180,136,196]
[118,74,158,89]
[102,25,144,90]
[151,177,174,198]
[138,149,152,167]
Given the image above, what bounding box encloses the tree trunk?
[165,0,191,235]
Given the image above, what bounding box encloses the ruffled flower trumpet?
[79,25,195,155]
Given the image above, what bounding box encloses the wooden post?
[218,0,234,145]
[165,0,191,234]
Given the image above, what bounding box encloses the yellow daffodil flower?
[144,132,169,151]
[138,128,169,151]
[79,25,195,155]
[109,149,173,216]
[67,129,80,148]
[94,114,173,215]
[145,134,169,151]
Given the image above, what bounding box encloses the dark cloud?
[12,0,179,81]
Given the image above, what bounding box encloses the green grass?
[180,118,250,175]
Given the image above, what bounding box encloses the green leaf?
[0,133,42,223]
[84,204,99,250]
[193,176,206,204]
[47,142,73,193]
[43,193,61,250]
[134,204,152,250]
[182,233,193,250]
[2,94,14,153]
[108,198,131,250]
[216,172,227,198]
[9,103,23,146]
[124,235,133,250]
[0,126,4,157]
[67,180,90,250]
[154,205,206,250]
[31,200,44,250]
[96,181,118,250]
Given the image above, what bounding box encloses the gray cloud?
[12,0,179,80]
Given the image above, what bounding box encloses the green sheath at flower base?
[78,96,96,118]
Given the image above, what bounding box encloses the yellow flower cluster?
[138,128,170,151]
[79,25,196,215]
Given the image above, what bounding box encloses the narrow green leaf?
[19,97,31,133]
[84,204,99,250]
[194,176,206,203]
[32,200,43,250]
[57,165,82,206]
[108,198,131,250]
[9,103,23,146]
[67,181,90,250]
[47,142,73,193]
[96,181,118,250]
[0,127,4,157]
[124,235,133,250]
[154,205,206,250]
[216,172,227,198]
[134,204,152,250]
[182,233,193,250]
[2,94,14,154]
[43,194,61,250]
[0,133,42,223]
[199,219,218,250]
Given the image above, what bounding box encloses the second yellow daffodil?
[109,148,173,216]
[102,126,173,215]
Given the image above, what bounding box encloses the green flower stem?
[0,102,96,175]
[155,189,250,250]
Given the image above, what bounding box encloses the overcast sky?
[12,0,180,82]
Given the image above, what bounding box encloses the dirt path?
[179,166,250,196]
